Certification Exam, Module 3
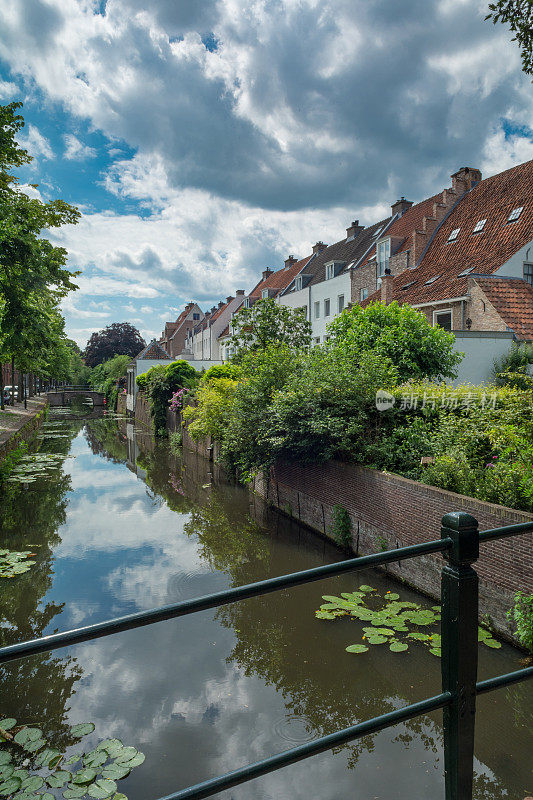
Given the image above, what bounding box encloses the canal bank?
[1,406,530,800]
[0,395,48,462]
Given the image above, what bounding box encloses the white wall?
[451,331,516,386]
[495,238,533,278]
[127,357,172,408]
[309,273,350,342]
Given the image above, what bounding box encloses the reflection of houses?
[126,340,172,413]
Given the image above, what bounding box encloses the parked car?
[3,386,19,404]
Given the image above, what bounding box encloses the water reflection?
[0,409,530,800]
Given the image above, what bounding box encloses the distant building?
[126,339,172,413]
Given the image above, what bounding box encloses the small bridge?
[47,386,106,407]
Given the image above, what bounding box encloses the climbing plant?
[0,717,144,799]
[507,590,533,653]
[329,505,352,550]
[315,585,501,656]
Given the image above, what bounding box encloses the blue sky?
[1,0,532,348]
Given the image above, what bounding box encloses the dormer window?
[507,206,523,223]
[524,262,533,286]
[294,276,302,291]
[472,219,486,234]
[326,263,335,280]
[243,297,250,309]
[193,313,200,320]
[447,228,460,242]
[377,239,390,276]
[261,289,269,299]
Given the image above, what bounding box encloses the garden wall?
[253,460,533,642]
[116,393,127,415]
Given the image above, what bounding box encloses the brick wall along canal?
[0,406,531,800]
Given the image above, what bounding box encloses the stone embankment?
[0,396,48,462]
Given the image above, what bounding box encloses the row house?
[159,302,204,358]
[365,160,533,338]
[185,291,246,361]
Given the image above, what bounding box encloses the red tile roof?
[364,159,533,307]
[133,340,172,362]
[475,277,533,340]
[249,255,312,298]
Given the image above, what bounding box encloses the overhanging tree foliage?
[84,323,146,367]
[486,0,533,75]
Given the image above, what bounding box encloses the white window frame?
[377,239,390,277]
[447,228,460,242]
[507,206,523,223]
[261,289,269,299]
[314,301,320,319]
[472,219,486,234]
[326,263,335,280]
[360,288,368,301]
[337,294,345,313]
[324,298,331,316]
[433,308,453,331]
[294,276,303,291]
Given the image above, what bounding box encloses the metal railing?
[47,385,95,392]
[1,512,531,800]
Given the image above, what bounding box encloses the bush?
[202,363,242,382]
[183,377,239,442]
[508,591,533,652]
[493,342,533,386]
[326,301,462,381]
[137,360,200,436]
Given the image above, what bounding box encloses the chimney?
[226,295,234,304]
[218,300,225,308]
[262,267,273,280]
[236,289,245,295]
[391,197,413,217]
[380,269,394,305]
[312,241,326,254]
[211,306,216,314]
[346,220,364,239]
[284,255,297,269]
[451,167,482,194]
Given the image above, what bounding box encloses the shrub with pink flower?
[169,387,190,412]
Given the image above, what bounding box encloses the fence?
[0,512,531,800]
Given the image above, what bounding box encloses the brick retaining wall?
[253,461,533,642]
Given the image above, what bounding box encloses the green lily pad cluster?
[315,584,502,656]
[0,551,36,579]
[6,453,72,484]
[0,717,144,799]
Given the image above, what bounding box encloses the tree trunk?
[11,356,15,406]
[0,363,4,411]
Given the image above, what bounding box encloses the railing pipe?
[0,538,452,664]
[479,520,533,541]
[156,693,452,800]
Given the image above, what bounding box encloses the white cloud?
[0,78,18,99]
[17,124,54,160]
[481,125,533,177]
[63,133,97,160]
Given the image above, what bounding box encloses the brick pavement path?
[0,396,48,449]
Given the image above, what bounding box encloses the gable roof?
[131,340,172,363]
[364,159,533,307]
[475,277,533,341]
[249,256,312,298]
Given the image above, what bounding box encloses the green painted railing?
[0,511,531,800]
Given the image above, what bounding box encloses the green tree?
[0,101,80,403]
[486,1,533,75]
[326,302,461,381]
[227,298,311,361]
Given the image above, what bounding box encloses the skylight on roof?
[373,227,383,238]
[507,206,523,223]
[472,219,486,233]
[424,274,442,285]
[368,254,376,261]
[401,281,416,290]
[447,228,460,242]
[458,266,475,277]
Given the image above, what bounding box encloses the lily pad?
[71,723,95,738]
[87,778,117,798]
[0,776,22,795]
[345,644,369,653]
[0,753,11,766]
[0,720,16,732]
[389,641,408,652]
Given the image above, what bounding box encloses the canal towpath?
[0,396,48,460]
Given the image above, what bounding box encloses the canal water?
[0,407,531,800]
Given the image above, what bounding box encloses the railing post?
[441,512,480,800]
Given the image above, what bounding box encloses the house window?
[507,206,523,223]
[377,239,390,276]
[294,276,303,291]
[243,297,250,308]
[314,301,320,319]
[447,228,460,242]
[472,219,486,234]
[314,337,320,345]
[338,294,345,313]
[193,313,200,320]
[360,288,368,301]
[326,263,335,280]
[433,309,452,331]
[324,298,331,316]
[262,289,269,299]
[524,263,533,286]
